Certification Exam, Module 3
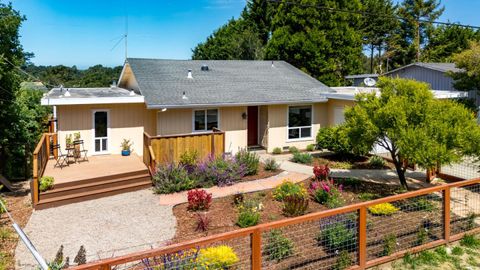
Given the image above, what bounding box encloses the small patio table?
[65,146,76,164]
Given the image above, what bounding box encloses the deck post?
[32,153,39,206]
[53,133,58,159]
[210,133,215,157]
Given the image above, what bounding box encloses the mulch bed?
[240,163,283,183]
[310,153,396,170]
[171,178,465,269]
[0,186,33,269]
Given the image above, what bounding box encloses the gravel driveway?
[15,189,175,269]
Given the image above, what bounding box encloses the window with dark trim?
[288,105,312,139]
[194,109,218,131]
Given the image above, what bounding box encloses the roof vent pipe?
[111,80,117,88]
[271,61,275,68]
[187,69,193,79]
[64,89,71,97]
[201,64,209,71]
[60,84,64,93]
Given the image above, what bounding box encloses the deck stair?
[36,168,151,210]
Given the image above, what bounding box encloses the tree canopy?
[344,77,480,189]
[450,41,480,92]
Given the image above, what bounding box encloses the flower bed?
[291,152,395,169]
[152,150,282,194]
[170,165,466,269]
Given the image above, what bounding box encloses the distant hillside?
[23,64,123,88]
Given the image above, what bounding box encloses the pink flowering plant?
[310,165,345,208]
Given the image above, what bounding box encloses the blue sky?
[11,0,480,68]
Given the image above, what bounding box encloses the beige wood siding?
[156,106,248,154]
[326,99,355,126]
[266,103,327,152]
[57,103,156,156]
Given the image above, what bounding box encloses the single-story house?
[41,59,469,157]
[41,59,361,156]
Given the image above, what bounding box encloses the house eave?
[146,98,329,109]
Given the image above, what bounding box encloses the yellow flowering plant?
[273,180,307,201]
[198,245,239,269]
[368,203,399,216]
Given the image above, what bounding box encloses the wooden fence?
[70,177,480,270]
[143,129,225,169]
[31,133,57,207]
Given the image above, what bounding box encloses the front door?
[247,106,258,146]
[93,111,108,153]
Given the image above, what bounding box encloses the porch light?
[242,112,247,120]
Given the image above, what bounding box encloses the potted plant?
[73,132,81,158]
[120,139,133,156]
[65,134,73,148]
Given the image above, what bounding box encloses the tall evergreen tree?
[361,0,398,73]
[422,25,480,62]
[265,0,364,86]
[390,0,444,67]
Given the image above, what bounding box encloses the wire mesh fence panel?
[109,235,252,270]
[366,192,444,261]
[440,157,480,180]
[450,183,480,236]
[261,211,359,270]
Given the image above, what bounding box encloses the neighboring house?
[41,58,358,155]
[345,73,379,87]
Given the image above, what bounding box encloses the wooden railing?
[143,129,225,168]
[31,133,57,206]
[69,177,480,270]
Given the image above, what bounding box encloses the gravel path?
[15,189,175,269]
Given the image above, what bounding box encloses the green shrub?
[316,126,352,154]
[152,163,195,194]
[291,152,313,164]
[272,147,282,155]
[358,192,379,201]
[416,226,428,246]
[288,146,299,153]
[273,180,307,201]
[317,223,356,252]
[335,250,352,270]
[282,194,309,217]
[410,197,437,212]
[368,155,385,168]
[265,230,294,261]
[198,245,239,268]
[236,199,261,228]
[306,144,316,151]
[309,180,345,209]
[383,234,397,256]
[39,176,54,192]
[235,149,260,176]
[368,203,399,216]
[451,246,464,256]
[179,150,198,167]
[460,234,480,248]
[263,158,280,171]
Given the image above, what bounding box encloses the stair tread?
[38,181,152,204]
[46,173,151,194]
[53,169,149,188]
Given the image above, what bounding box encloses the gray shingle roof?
[384,62,463,75]
[126,58,333,108]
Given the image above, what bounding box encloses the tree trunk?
[370,45,374,74]
[389,151,409,190]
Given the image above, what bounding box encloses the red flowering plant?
[187,189,213,211]
[310,165,344,208]
[313,164,331,181]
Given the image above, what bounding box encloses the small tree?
[344,77,480,189]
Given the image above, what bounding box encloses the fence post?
[444,186,451,242]
[210,133,215,157]
[251,229,262,270]
[358,206,367,269]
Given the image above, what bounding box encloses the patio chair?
[52,144,69,169]
[73,140,88,162]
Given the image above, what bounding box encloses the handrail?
[32,133,56,207]
[148,145,156,174]
[69,177,480,270]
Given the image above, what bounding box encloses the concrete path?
[260,152,430,189]
[159,171,310,205]
[15,189,176,269]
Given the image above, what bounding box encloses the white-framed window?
[288,105,312,140]
[193,109,219,132]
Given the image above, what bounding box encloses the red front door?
[247,106,258,146]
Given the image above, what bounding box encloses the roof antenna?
[124,14,128,60]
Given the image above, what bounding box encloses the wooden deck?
[37,154,152,209]
[43,154,147,185]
